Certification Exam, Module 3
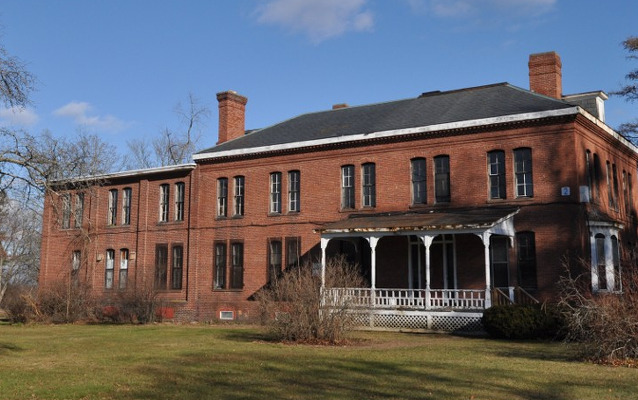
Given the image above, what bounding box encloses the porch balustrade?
[322,288,486,311]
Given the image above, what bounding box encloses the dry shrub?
[99,283,160,324]
[1,285,34,323]
[32,280,99,323]
[558,259,638,363]
[256,255,366,344]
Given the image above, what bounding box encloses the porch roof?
[314,207,519,236]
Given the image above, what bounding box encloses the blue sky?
[1,0,637,164]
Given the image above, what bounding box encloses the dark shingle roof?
[196,83,575,156]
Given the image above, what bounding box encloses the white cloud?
[406,0,556,18]
[53,101,128,132]
[0,106,39,127]
[256,0,374,43]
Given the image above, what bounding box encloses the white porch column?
[320,237,330,288]
[365,236,380,290]
[480,232,492,308]
[419,235,435,310]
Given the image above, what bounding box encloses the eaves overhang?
[314,207,520,239]
[50,163,197,187]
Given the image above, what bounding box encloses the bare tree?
[612,36,638,139]
[126,93,210,168]
[0,197,40,304]
[0,42,35,108]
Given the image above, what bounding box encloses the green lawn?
[0,324,636,400]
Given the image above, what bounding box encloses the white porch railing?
[322,288,486,311]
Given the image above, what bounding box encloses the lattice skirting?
[344,309,484,332]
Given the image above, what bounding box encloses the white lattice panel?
[431,315,482,332]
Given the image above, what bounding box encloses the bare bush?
[1,285,34,323]
[31,279,98,323]
[99,283,160,324]
[256,255,366,344]
[558,259,638,362]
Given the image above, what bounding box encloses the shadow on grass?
[215,327,277,343]
[115,341,617,400]
[0,342,23,354]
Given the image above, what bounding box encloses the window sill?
[268,212,282,217]
[212,288,244,292]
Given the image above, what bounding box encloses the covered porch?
[315,207,524,331]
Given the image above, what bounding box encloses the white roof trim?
[194,107,580,161]
[576,107,638,154]
[53,163,197,185]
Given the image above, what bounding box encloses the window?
[74,193,84,228]
[516,232,537,289]
[159,184,169,222]
[214,243,227,289]
[119,249,128,290]
[286,237,300,268]
[613,164,620,211]
[268,240,282,282]
[122,188,131,225]
[233,176,245,216]
[629,173,634,213]
[288,170,300,212]
[606,162,616,210]
[623,170,629,214]
[362,163,376,207]
[230,242,244,289]
[171,245,183,290]
[175,182,185,221]
[514,148,533,197]
[434,155,450,203]
[217,178,228,217]
[585,150,594,202]
[593,153,602,202]
[341,165,355,209]
[108,189,118,225]
[155,244,168,289]
[270,172,282,214]
[490,236,509,288]
[105,249,115,289]
[411,158,426,205]
[61,193,71,229]
[71,250,81,285]
[488,151,506,200]
[612,236,621,292]
[595,234,607,290]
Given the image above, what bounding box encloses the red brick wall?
[40,113,638,320]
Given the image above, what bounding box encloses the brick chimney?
[216,90,248,144]
[332,103,348,110]
[528,52,562,99]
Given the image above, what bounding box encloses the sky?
[1,0,637,168]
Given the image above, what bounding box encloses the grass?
[0,324,636,400]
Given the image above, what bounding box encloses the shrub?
[1,285,33,323]
[102,283,160,324]
[558,259,638,362]
[256,255,366,344]
[33,280,99,323]
[482,304,564,340]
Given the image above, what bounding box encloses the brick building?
[40,52,638,330]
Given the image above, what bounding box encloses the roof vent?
[332,103,349,110]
